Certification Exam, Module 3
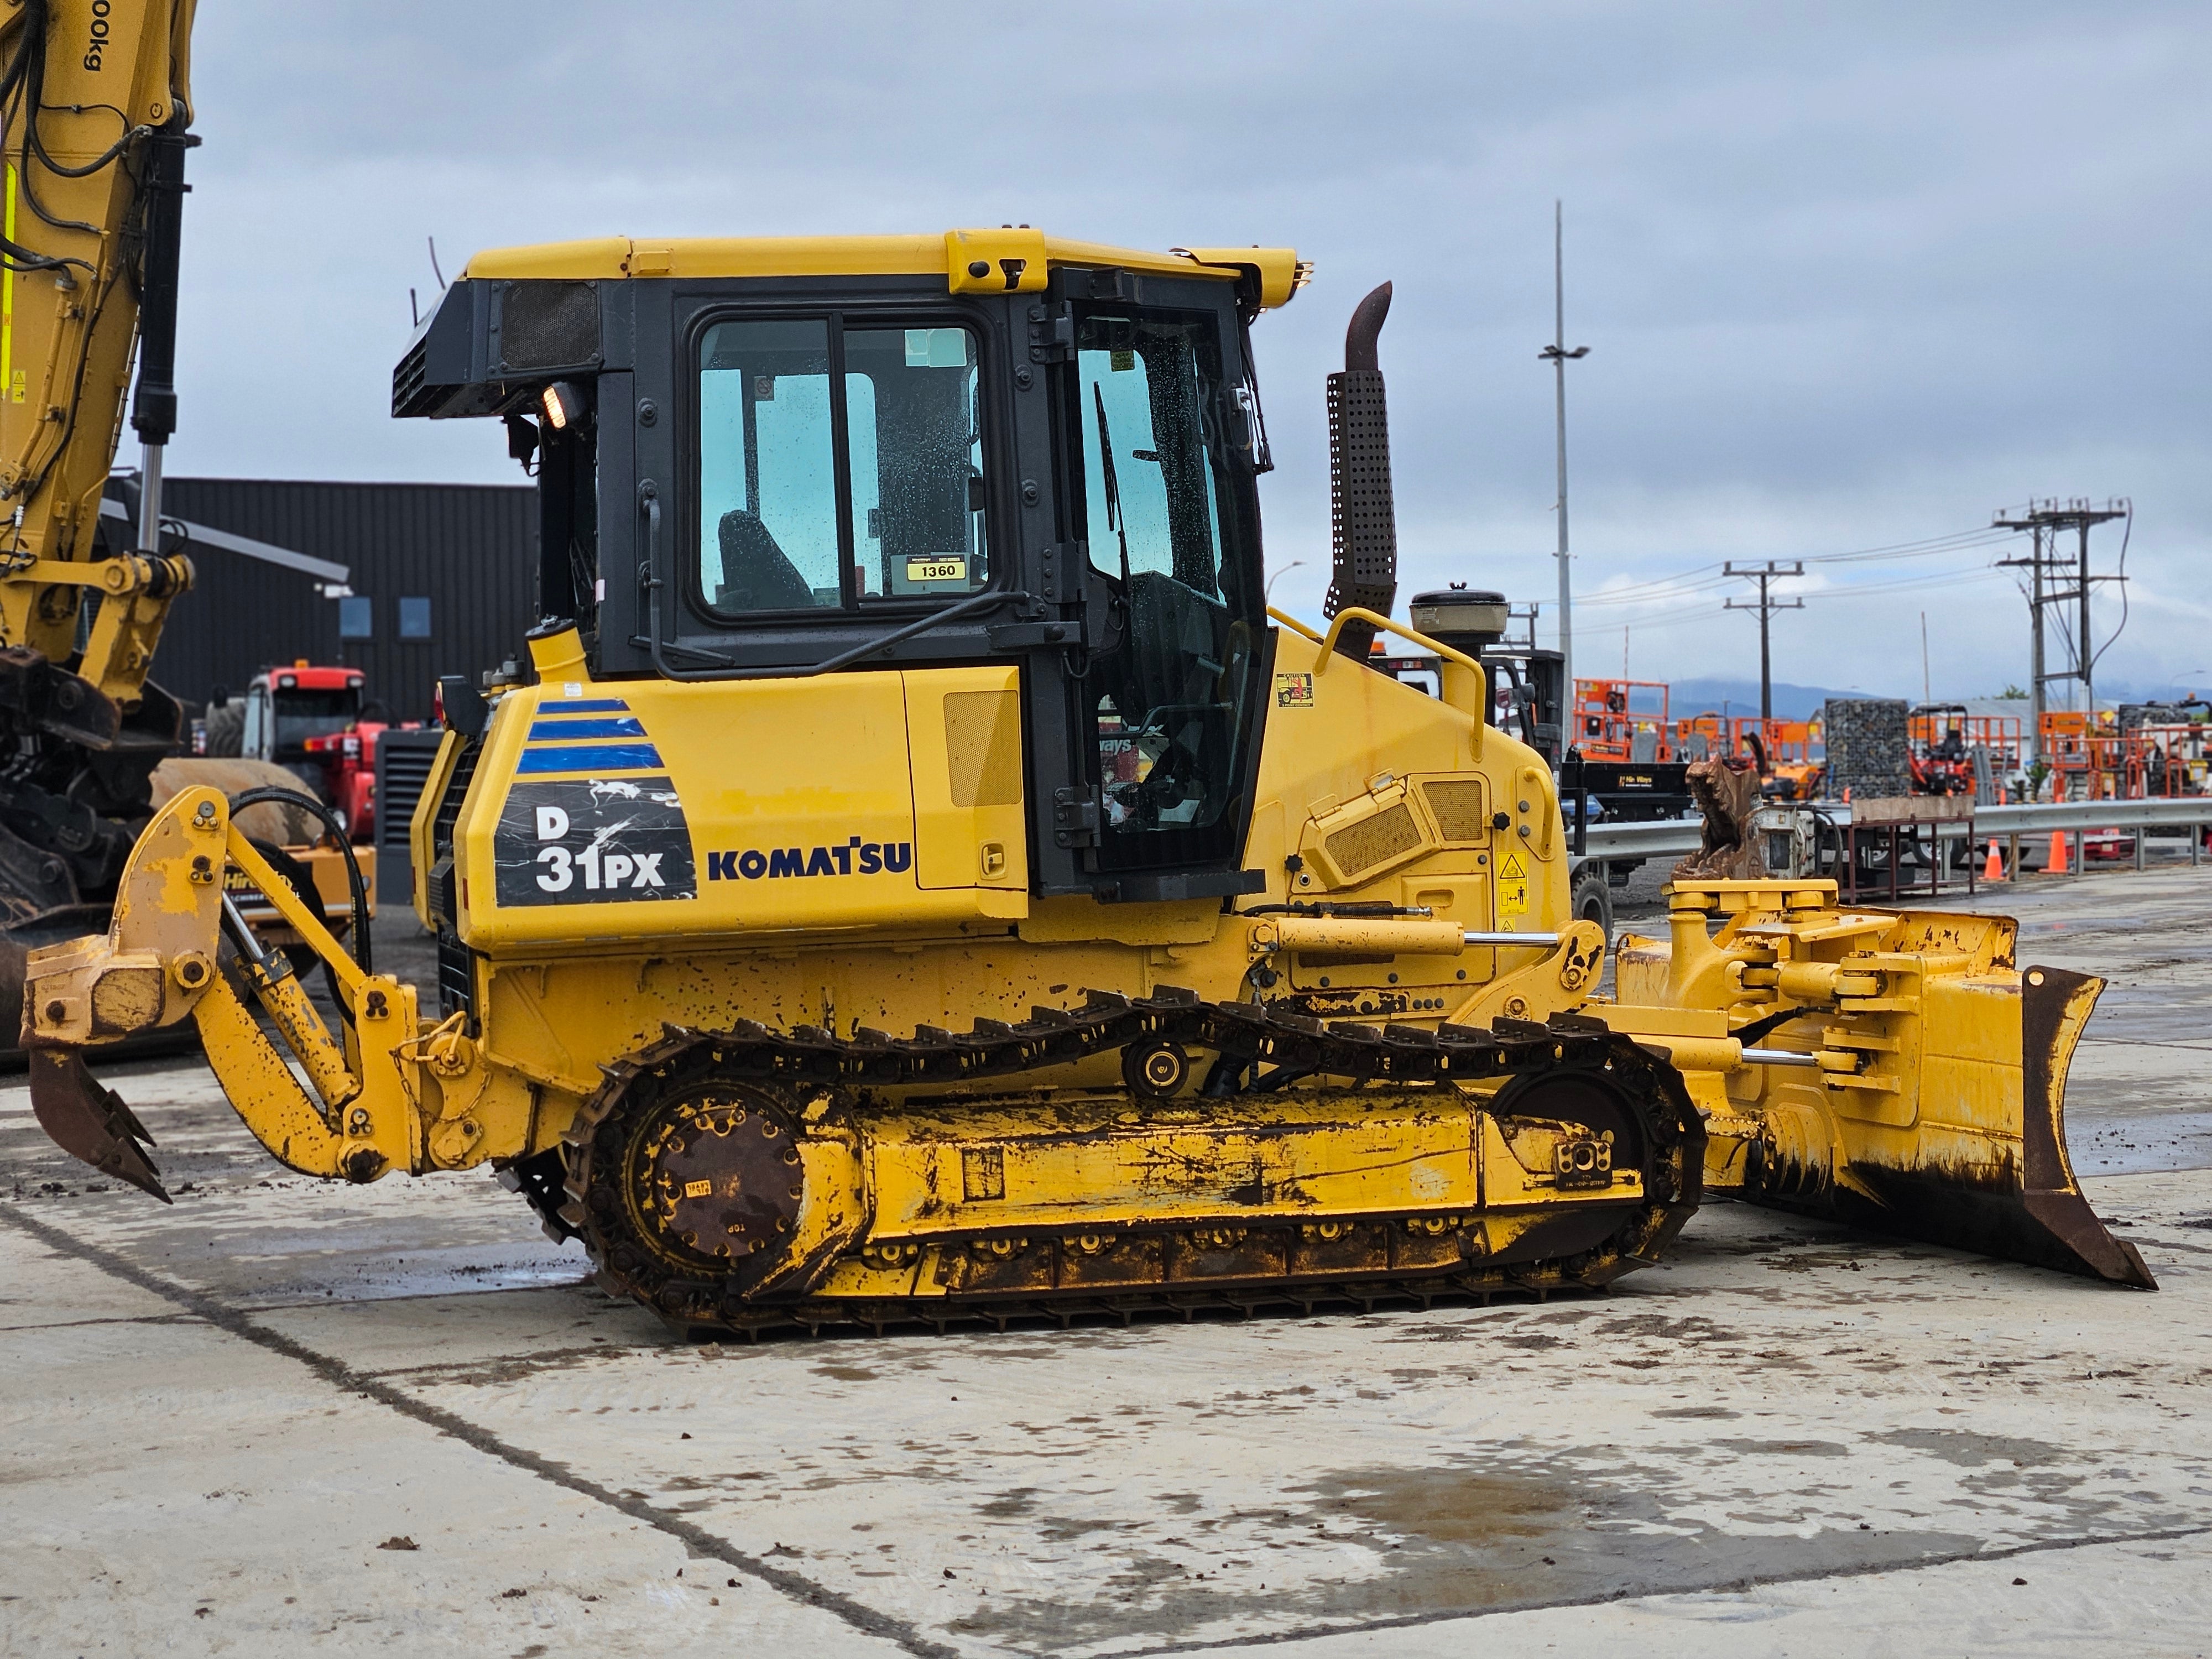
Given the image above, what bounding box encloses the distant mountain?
[1662,677,1880,721]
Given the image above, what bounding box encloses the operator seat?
[714,509,816,611]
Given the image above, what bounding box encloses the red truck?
[200,662,400,842]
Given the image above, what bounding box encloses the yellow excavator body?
[0,0,196,696]
[18,227,2151,1333]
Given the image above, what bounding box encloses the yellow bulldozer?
[20,225,2152,1336]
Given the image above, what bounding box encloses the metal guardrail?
[1974,799,2212,833]
[1580,819,1704,860]
[1577,795,2212,864]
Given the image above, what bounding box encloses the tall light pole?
[1538,201,1589,701]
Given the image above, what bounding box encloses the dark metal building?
[129,477,536,723]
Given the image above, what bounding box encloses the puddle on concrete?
[1863,1428,2071,1469]
[947,1451,1983,1653]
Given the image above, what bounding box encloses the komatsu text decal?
[706,838,914,881]
[493,775,697,906]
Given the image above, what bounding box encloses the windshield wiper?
[1092,382,1132,589]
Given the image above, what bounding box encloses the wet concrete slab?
[6,868,2212,1657]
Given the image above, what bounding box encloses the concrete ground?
[6,865,2212,1658]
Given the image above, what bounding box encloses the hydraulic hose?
[224,786,372,1018]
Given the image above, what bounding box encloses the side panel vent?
[1419,779,1490,844]
[392,335,431,417]
[1324,802,1422,880]
[436,930,478,1025]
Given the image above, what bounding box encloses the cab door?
[1036,284,1273,902]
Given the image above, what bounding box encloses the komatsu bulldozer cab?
[395,233,1305,904]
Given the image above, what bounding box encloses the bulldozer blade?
[27,1049,171,1203]
[1750,963,2153,1288]
[2005,964,2157,1286]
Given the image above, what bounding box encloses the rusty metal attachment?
[1674,757,1766,883]
[27,1049,169,1202]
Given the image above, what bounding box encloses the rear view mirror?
[1229,384,1271,473]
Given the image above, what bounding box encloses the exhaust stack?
[1322,282,1399,661]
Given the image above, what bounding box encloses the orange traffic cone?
[1983,838,2005,882]
[2046,829,2068,875]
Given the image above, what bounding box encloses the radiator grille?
[391,335,430,418]
[427,736,482,1026]
[375,731,446,849]
[436,928,478,1026]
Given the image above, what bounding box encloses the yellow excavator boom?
[0,0,196,698]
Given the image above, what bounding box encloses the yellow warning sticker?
[683,1179,712,1199]
[1275,671,1314,708]
[1498,851,1530,917]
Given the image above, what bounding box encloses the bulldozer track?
[540,990,1704,1338]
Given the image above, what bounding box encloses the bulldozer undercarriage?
[546,995,1703,1336]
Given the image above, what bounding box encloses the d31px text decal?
[493,776,697,906]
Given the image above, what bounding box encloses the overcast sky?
[165,2,2210,701]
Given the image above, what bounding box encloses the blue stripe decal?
[517,743,664,773]
[528,717,647,740]
[538,698,631,714]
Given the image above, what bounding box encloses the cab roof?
[462,230,1310,311]
[261,665,362,690]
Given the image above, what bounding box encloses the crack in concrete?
[0,1202,961,1659]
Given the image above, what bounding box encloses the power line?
[1573,524,2019,612]
[1805,528,2017,565]
[1582,560,2006,622]
[1992,497,2129,759]
[1724,560,1805,725]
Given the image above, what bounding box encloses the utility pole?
[1724,560,1805,726]
[1994,498,2128,763]
[1539,201,1589,698]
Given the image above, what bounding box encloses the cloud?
[159,1,2210,698]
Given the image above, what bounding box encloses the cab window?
[696,317,989,615]
[844,327,988,599]
[697,319,841,611]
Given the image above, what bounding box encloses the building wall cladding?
[150,478,536,724]
[1824,696,1911,799]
